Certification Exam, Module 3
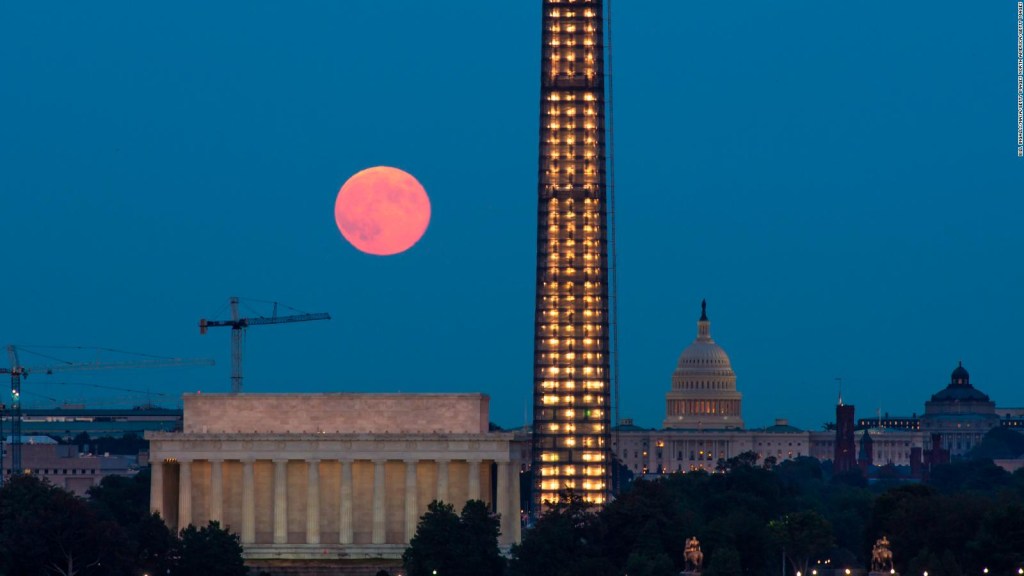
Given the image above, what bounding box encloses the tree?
[174,521,248,576]
[87,467,151,527]
[601,479,687,570]
[404,501,461,576]
[508,493,614,576]
[968,427,1024,460]
[624,549,674,576]
[716,450,759,472]
[928,459,1012,493]
[964,500,1024,573]
[403,500,505,576]
[457,500,506,576]
[831,466,867,488]
[0,474,131,576]
[88,467,175,574]
[769,510,834,576]
[703,545,742,576]
[135,512,176,576]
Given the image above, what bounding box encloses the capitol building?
[663,300,744,431]
[613,300,836,476]
[611,301,1007,477]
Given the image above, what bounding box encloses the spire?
[697,300,711,340]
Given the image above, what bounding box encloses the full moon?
[334,166,431,256]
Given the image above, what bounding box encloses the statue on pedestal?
[684,536,703,572]
[871,535,894,573]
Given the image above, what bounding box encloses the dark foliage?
[0,474,132,576]
[507,457,1024,576]
[0,465,246,575]
[968,427,1024,460]
[403,500,505,576]
[507,493,614,576]
[174,521,248,576]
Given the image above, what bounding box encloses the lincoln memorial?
[147,393,521,574]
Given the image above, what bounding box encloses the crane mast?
[1,345,214,481]
[199,296,330,393]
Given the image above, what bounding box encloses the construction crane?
[199,296,330,394]
[1,345,214,480]
[42,380,171,409]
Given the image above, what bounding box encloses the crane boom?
[3,356,214,375]
[1,345,214,482]
[198,296,330,393]
[201,312,330,330]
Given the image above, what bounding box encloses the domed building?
[663,301,744,430]
[921,361,1000,456]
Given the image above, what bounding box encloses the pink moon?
[334,166,431,256]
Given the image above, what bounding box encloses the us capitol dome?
[663,300,744,430]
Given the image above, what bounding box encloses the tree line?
[4,437,1024,575]
[405,452,1024,576]
[0,468,247,576]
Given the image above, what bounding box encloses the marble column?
[436,459,449,503]
[306,459,320,544]
[339,459,353,544]
[404,459,418,542]
[150,460,164,516]
[372,459,386,544]
[468,459,481,501]
[496,460,511,544]
[209,459,223,524]
[273,459,288,544]
[178,459,193,530]
[511,460,521,543]
[241,459,255,544]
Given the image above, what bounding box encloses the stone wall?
[183,393,490,434]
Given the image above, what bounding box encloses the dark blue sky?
[2,1,1021,431]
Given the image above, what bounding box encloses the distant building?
[997,407,1024,429]
[858,430,874,472]
[2,439,137,494]
[535,304,1007,485]
[7,406,182,439]
[611,302,938,477]
[834,401,857,474]
[148,393,521,575]
[857,414,921,430]
[616,419,814,475]
[663,301,743,430]
[921,362,1000,456]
